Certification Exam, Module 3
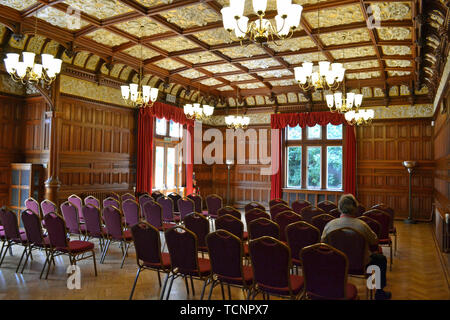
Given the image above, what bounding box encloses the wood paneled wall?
[56,95,136,203]
[357,119,434,220]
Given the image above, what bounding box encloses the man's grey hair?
[338,194,359,216]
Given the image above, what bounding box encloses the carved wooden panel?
[357,119,434,220]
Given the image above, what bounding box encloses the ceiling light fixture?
[326,91,363,113]
[184,103,215,121]
[221,0,303,46]
[344,109,375,126]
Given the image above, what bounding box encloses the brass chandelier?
[184,103,215,121]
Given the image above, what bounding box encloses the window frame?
[284,124,344,191]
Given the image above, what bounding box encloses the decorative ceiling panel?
[319,28,370,46]
[199,78,223,86]
[160,3,220,29]
[26,35,46,54]
[38,7,90,30]
[270,79,295,87]
[135,0,173,8]
[152,38,198,52]
[181,52,222,64]
[303,4,364,28]
[193,28,233,45]
[86,55,100,70]
[0,0,37,11]
[123,45,159,60]
[377,27,411,40]
[374,2,411,20]
[154,58,185,70]
[219,45,267,59]
[222,74,255,82]
[237,83,266,89]
[346,71,381,80]
[267,37,316,52]
[85,29,129,47]
[330,46,376,59]
[381,45,411,55]
[9,34,28,50]
[115,17,168,37]
[43,40,60,56]
[202,64,241,73]
[217,85,234,91]
[343,60,379,70]
[282,52,327,64]
[239,58,281,69]
[110,63,124,78]
[385,59,411,67]
[178,69,205,79]
[388,71,411,77]
[257,69,293,78]
[73,51,90,67]
[63,0,133,19]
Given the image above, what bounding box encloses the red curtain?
[270,111,356,199]
[136,102,194,194]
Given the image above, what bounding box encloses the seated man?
[321,194,391,300]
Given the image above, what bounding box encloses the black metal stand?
[404,167,417,224]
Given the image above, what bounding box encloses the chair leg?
[39,249,50,279]
[15,245,28,273]
[208,279,216,300]
[120,242,130,269]
[0,242,11,266]
[200,277,210,300]
[157,270,162,287]
[0,241,5,260]
[184,276,190,295]
[129,267,141,300]
[227,283,232,300]
[390,245,393,271]
[190,275,195,296]
[220,281,225,300]
[45,251,55,280]
[160,273,170,299]
[100,240,111,264]
[394,233,398,255]
[165,274,176,300]
[21,246,33,273]
[92,250,98,276]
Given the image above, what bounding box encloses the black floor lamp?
[226,160,233,205]
[403,161,417,224]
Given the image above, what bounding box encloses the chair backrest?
[157,196,174,222]
[25,198,40,216]
[103,197,120,210]
[285,221,320,262]
[139,194,154,216]
[244,202,265,214]
[300,206,326,223]
[121,193,135,202]
[311,213,336,234]
[206,194,223,217]
[248,217,280,240]
[363,209,390,239]
[301,243,349,300]
[168,193,182,212]
[82,204,103,237]
[269,198,287,208]
[187,193,203,213]
[358,216,382,238]
[215,214,244,239]
[131,221,166,269]
[183,212,210,248]
[60,201,81,235]
[41,199,57,216]
[109,192,120,200]
[217,206,241,220]
[329,208,341,218]
[249,236,292,292]
[21,209,45,246]
[292,200,311,215]
[323,227,367,275]
[122,199,140,227]
[68,194,83,220]
[102,206,124,240]
[165,226,199,274]
[356,204,366,217]
[317,200,338,213]
[142,201,163,230]
[84,195,100,208]
[371,204,395,229]
[273,210,303,241]
[206,230,244,280]
[151,191,163,201]
[269,203,291,220]
[0,208,21,240]
[44,213,69,248]
[178,197,195,221]
[245,208,270,226]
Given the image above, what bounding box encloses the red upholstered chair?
[82,204,106,252]
[358,216,382,253]
[285,221,320,273]
[178,197,195,221]
[121,193,136,202]
[206,194,223,221]
[292,200,310,215]
[218,206,242,220]
[248,236,304,300]
[68,194,84,222]
[60,201,85,239]
[300,243,358,300]
[129,222,171,300]
[371,204,397,254]
[101,206,133,268]
[158,196,180,224]
[187,193,203,214]
[269,199,288,208]
[164,226,211,300]
[167,193,182,214]
[84,195,100,209]
[0,208,29,273]
[109,192,120,201]
[270,203,291,220]
[356,204,366,217]
[248,218,280,240]
[245,208,270,227]
[300,206,326,224]
[317,200,338,214]
[244,202,265,214]
[323,227,372,299]
[122,199,140,228]
[151,191,164,202]
[329,208,341,218]
[311,213,336,234]
[41,199,57,216]
[25,198,40,217]
[138,194,154,217]
[142,201,176,232]
[364,209,393,270]
[103,197,120,210]
[183,212,210,256]
[273,210,303,242]
[206,230,253,300]
[43,212,97,279]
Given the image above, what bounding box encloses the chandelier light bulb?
[277,0,292,18]
[230,0,245,17]
[252,0,267,15]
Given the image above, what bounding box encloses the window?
[285,124,343,190]
[153,118,184,193]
